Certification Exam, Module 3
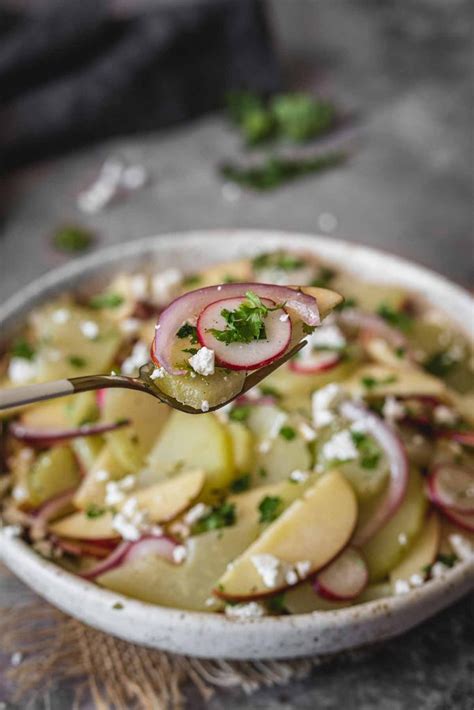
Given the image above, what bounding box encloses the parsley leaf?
[182,347,199,355]
[86,504,106,519]
[182,274,201,287]
[280,425,296,441]
[351,431,381,469]
[377,303,413,332]
[193,502,236,533]
[361,375,397,390]
[230,474,251,493]
[10,339,35,361]
[176,323,198,343]
[252,251,306,272]
[423,351,457,378]
[267,593,286,613]
[89,292,124,309]
[209,290,283,345]
[229,404,252,422]
[259,384,282,399]
[258,495,283,523]
[52,225,93,253]
[271,93,335,142]
[68,355,87,368]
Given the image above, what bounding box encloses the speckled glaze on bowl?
[1,231,473,660]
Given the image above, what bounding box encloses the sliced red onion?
[339,400,409,546]
[289,350,341,374]
[197,297,292,371]
[55,537,118,559]
[439,507,474,532]
[428,464,474,514]
[30,487,76,540]
[9,418,130,447]
[154,283,320,375]
[313,547,368,601]
[339,309,411,355]
[81,534,178,580]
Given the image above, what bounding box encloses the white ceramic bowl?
[1,230,473,660]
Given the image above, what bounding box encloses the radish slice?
[197,297,292,371]
[428,464,474,514]
[29,487,76,540]
[81,534,178,580]
[289,350,341,374]
[9,418,130,447]
[313,547,368,601]
[439,507,474,532]
[154,283,320,375]
[340,400,409,546]
[96,388,107,412]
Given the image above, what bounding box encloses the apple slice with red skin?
[49,469,205,540]
[214,470,357,601]
[389,512,440,585]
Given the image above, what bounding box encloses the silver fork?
[0,341,306,415]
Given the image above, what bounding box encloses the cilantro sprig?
[351,430,381,470]
[258,495,283,523]
[209,290,284,345]
[193,502,236,534]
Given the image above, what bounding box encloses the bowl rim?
[1,229,473,656]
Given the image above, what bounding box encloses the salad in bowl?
[1,245,473,621]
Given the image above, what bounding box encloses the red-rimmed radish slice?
[81,534,178,580]
[289,350,341,374]
[9,419,130,448]
[340,400,409,546]
[313,547,368,601]
[29,487,76,540]
[96,388,107,412]
[154,283,319,375]
[197,297,291,371]
[428,465,474,514]
[439,507,474,532]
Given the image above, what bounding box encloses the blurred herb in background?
[52,224,94,253]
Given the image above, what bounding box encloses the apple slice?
[50,469,205,540]
[344,365,447,400]
[389,512,440,585]
[214,470,357,600]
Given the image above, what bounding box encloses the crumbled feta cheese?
[269,411,288,439]
[298,421,316,442]
[80,320,99,340]
[112,512,142,541]
[151,269,182,306]
[52,308,70,324]
[306,324,346,352]
[382,396,406,422]
[8,358,37,384]
[295,560,311,578]
[10,652,23,667]
[279,312,290,322]
[120,318,141,336]
[225,602,266,619]
[95,469,109,482]
[394,579,410,595]
[289,469,309,483]
[449,534,474,562]
[150,367,166,380]
[433,405,457,426]
[205,596,219,608]
[184,503,211,526]
[2,525,22,538]
[120,475,136,491]
[121,341,149,375]
[409,573,424,587]
[188,347,215,376]
[398,533,408,546]
[251,554,282,589]
[12,485,28,502]
[312,383,344,429]
[201,400,210,413]
[130,274,148,300]
[322,430,358,463]
[105,475,136,506]
[285,569,299,585]
[431,562,450,578]
[172,545,187,563]
[258,440,272,454]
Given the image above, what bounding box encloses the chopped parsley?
[89,292,124,309]
[310,267,336,288]
[252,251,306,272]
[86,504,106,519]
[279,425,297,441]
[376,303,413,332]
[209,290,283,345]
[361,375,397,390]
[223,274,238,284]
[193,502,236,533]
[229,404,252,422]
[423,351,457,378]
[52,225,94,253]
[267,593,286,614]
[395,346,406,359]
[112,602,124,610]
[182,347,199,355]
[351,431,381,469]
[259,384,282,399]
[230,474,251,493]
[68,355,87,368]
[302,323,317,336]
[258,467,268,478]
[176,323,198,343]
[435,553,458,568]
[271,93,336,142]
[10,339,35,361]
[258,495,283,523]
[182,274,201,287]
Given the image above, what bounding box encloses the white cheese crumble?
[394,579,411,595]
[120,318,141,336]
[449,534,474,562]
[398,533,408,546]
[8,358,38,384]
[10,652,23,667]
[225,602,266,619]
[433,405,457,426]
[431,562,450,579]
[95,469,109,482]
[382,396,406,422]
[111,496,159,542]
[289,469,309,483]
[121,341,149,375]
[306,324,346,352]
[184,502,211,526]
[258,440,272,454]
[12,485,28,502]
[295,560,311,578]
[130,274,148,300]
[80,320,99,340]
[279,312,290,322]
[298,421,316,442]
[2,524,22,538]
[409,573,424,587]
[151,268,182,306]
[188,347,215,376]
[105,475,136,506]
[52,308,70,324]
[150,367,166,380]
[172,545,187,563]
[322,430,358,463]
[201,400,210,413]
[312,383,344,429]
[251,554,282,588]
[285,569,299,585]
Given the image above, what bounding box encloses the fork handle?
[0,374,145,411]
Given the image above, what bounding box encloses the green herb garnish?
[259,385,282,399]
[310,267,336,288]
[435,553,458,568]
[361,375,397,390]
[229,404,252,423]
[279,425,296,441]
[176,323,198,343]
[252,251,306,272]
[395,346,406,359]
[182,348,199,356]
[68,355,87,368]
[182,274,201,287]
[258,467,268,478]
[335,297,357,312]
[351,431,381,470]
[52,225,94,253]
[10,339,35,361]
[112,602,124,610]
[86,504,106,519]
[376,303,413,332]
[423,351,457,378]
[193,502,236,533]
[230,474,251,493]
[258,495,283,523]
[209,290,283,345]
[271,93,335,142]
[89,292,124,309]
[267,593,286,614]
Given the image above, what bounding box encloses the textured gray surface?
[1,0,473,707]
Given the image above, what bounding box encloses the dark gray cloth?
[0,0,280,173]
